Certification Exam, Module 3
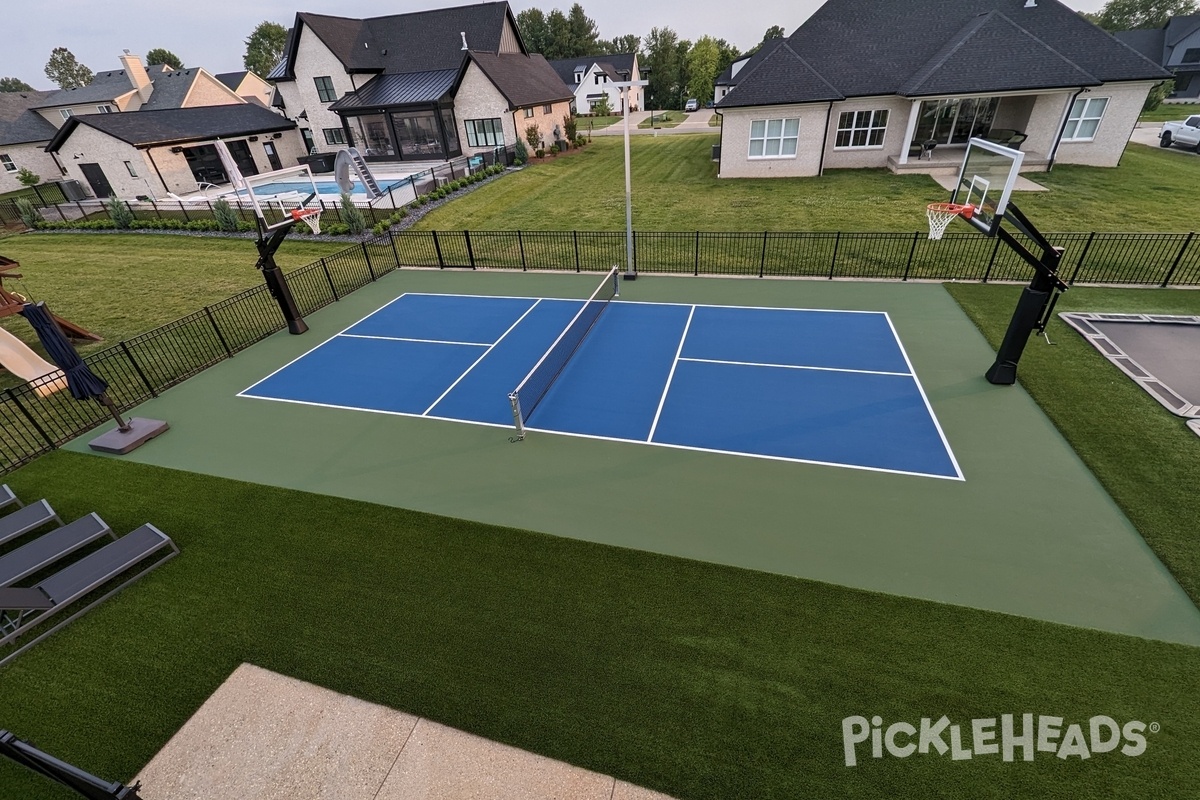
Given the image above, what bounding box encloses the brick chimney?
[119,52,153,101]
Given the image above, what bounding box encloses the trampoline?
[1061,312,1200,423]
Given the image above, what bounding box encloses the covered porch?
[330,70,465,163]
[889,92,1064,174]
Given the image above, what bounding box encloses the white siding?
[718,104,826,178]
[454,62,518,153]
[1054,82,1154,167]
[0,143,63,195]
[274,25,356,153]
[823,96,912,170]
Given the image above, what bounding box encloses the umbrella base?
[88,417,170,455]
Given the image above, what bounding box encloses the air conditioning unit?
[57,179,87,201]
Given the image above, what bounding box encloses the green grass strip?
[0,451,1197,799]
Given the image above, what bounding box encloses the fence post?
[125,201,136,222]
[432,230,445,268]
[903,231,919,281]
[982,237,1001,282]
[179,201,190,223]
[828,232,841,279]
[151,199,162,220]
[56,202,67,223]
[573,230,581,272]
[694,231,700,276]
[1161,231,1193,287]
[321,258,339,300]
[464,230,476,269]
[1068,231,1096,285]
[119,342,158,397]
[388,230,401,271]
[360,242,376,280]
[5,388,55,448]
[518,230,527,271]
[759,231,768,278]
[203,306,233,357]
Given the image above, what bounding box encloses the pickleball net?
[509,267,620,440]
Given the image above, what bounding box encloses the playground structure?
[0,257,98,397]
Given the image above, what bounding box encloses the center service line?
[647,304,696,442]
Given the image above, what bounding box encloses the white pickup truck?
[1159,115,1200,149]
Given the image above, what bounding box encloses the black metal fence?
[2,225,1197,477]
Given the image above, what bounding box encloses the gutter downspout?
[715,109,723,176]
[1047,87,1086,172]
[818,101,833,175]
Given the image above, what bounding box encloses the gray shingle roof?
[215,71,252,90]
[46,104,295,151]
[31,70,135,109]
[726,0,1171,108]
[272,2,519,80]
[715,38,784,87]
[0,92,59,146]
[1114,28,1166,63]
[328,69,460,109]
[469,52,574,108]
[718,42,842,108]
[141,69,203,110]
[547,54,637,89]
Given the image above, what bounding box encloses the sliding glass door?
[914,97,1000,145]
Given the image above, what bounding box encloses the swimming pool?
[243,178,407,197]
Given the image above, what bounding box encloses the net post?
[611,266,619,297]
[509,392,525,440]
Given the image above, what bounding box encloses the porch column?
[898,99,921,165]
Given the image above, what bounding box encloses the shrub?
[339,191,368,235]
[105,196,135,229]
[564,114,578,142]
[324,221,351,236]
[573,135,586,148]
[212,197,240,232]
[514,137,528,165]
[15,167,40,188]
[524,123,541,153]
[535,148,545,159]
[14,197,39,229]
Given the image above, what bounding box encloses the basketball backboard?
[950,138,1025,237]
[213,139,321,232]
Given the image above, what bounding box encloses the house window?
[60,109,74,120]
[314,76,337,103]
[542,104,553,114]
[124,160,137,177]
[97,105,114,114]
[464,118,504,147]
[1183,47,1200,63]
[0,155,14,172]
[323,127,347,145]
[748,117,799,158]
[835,109,888,148]
[574,72,583,84]
[1063,96,1108,141]
[523,107,534,118]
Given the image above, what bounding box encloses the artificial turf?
[0,451,1197,799]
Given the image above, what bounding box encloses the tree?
[715,39,741,81]
[15,167,40,188]
[643,27,682,109]
[761,25,786,42]
[244,21,288,78]
[591,93,612,115]
[544,9,572,59]
[517,8,550,54]
[686,37,721,105]
[146,48,183,69]
[44,47,93,90]
[0,77,33,92]
[566,3,600,56]
[599,34,641,55]
[1091,0,1197,31]
[1144,78,1175,110]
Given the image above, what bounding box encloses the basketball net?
[926,202,974,240]
[290,207,322,235]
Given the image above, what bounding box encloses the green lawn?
[579,115,623,131]
[0,234,346,361]
[639,110,688,128]
[1139,102,1200,123]
[708,114,721,127]
[947,284,1200,604]
[414,135,1200,232]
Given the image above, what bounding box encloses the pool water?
[246,179,405,196]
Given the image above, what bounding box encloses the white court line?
[679,356,910,377]
[422,300,543,415]
[647,305,695,442]
[404,291,887,316]
[339,333,490,347]
[882,312,965,481]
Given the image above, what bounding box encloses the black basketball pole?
[254,221,309,335]
[984,202,1067,385]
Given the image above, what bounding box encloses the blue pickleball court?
[240,291,962,480]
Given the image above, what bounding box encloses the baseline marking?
[422,300,543,416]
[340,333,491,347]
[678,356,910,378]
[648,305,696,442]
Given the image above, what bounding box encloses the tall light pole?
[614,78,649,280]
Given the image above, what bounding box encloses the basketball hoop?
[290,207,322,235]
[926,202,974,240]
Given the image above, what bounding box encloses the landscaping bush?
[339,191,368,235]
[573,135,586,148]
[514,137,528,165]
[14,197,39,229]
[106,196,134,229]
[15,167,40,188]
[525,123,541,154]
[535,148,545,159]
[212,197,240,232]
[564,113,578,142]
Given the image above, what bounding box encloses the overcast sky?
[11,0,1109,90]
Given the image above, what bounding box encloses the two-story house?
[1115,14,1200,101]
[547,54,642,114]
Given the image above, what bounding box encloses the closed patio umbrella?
[19,301,130,432]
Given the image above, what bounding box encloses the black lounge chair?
[0,524,179,666]
[0,485,22,513]
[0,513,114,588]
[0,500,62,547]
